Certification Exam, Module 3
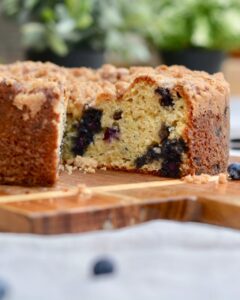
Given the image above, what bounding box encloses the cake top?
[68,63,229,115]
[0,67,67,120]
[0,61,229,116]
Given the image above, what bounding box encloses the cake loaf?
[0,62,230,186]
[0,63,68,185]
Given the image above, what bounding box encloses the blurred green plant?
[147,0,240,51]
[0,0,150,62]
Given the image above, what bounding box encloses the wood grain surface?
[0,157,239,234]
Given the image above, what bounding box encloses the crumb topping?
[13,92,47,118]
[0,61,229,118]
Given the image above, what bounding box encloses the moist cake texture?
[63,64,230,178]
[0,62,230,186]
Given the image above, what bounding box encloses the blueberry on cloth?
[92,258,115,276]
[227,163,240,180]
[0,279,9,299]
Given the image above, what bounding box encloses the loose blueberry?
[92,258,115,276]
[113,110,123,121]
[0,279,9,299]
[103,125,120,142]
[228,163,240,180]
[155,87,174,107]
[72,107,103,155]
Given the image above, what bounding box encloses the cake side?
[0,75,67,186]
[180,73,230,175]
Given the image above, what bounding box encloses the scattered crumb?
[76,184,92,200]
[64,156,98,174]
[59,164,65,172]
[218,173,228,184]
[182,174,210,184]
[65,164,74,175]
[182,173,229,184]
[100,166,107,171]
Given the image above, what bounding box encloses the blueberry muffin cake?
[0,62,230,186]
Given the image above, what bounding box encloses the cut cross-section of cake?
[63,64,230,178]
[0,74,68,186]
[0,62,230,186]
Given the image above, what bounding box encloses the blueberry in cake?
[0,62,230,186]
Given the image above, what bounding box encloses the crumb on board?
[61,156,98,174]
[76,184,92,200]
[218,173,228,184]
[100,166,107,171]
[182,173,228,184]
[58,184,92,200]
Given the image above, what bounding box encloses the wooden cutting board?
[0,157,239,234]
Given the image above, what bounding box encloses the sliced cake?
[63,64,230,178]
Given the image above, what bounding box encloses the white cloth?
[0,220,240,300]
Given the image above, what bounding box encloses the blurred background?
[0,0,240,95]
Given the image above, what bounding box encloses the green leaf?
[41,7,55,22]
[191,16,212,47]
[47,29,69,56]
[76,14,92,29]
[21,22,47,51]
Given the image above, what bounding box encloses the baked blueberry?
[159,124,170,141]
[135,144,161,168]
[159,160,181,178]
[92,258,115,276]
[161,138,187,161]
[72,107,103,155]
[113,110,123,120]
[228,163,240,180]
[103,125,120,142]
[155,87,174,107]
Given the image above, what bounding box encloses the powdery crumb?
[59,164,65,172]
[218,173,228,184]
[182,173,229,184]
[65,164,74,175]
[66,156,98,174]
[76,184,92,200]
[100,166,107,171]
[182,174,211,184]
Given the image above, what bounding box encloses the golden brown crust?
[0,74,66,186]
